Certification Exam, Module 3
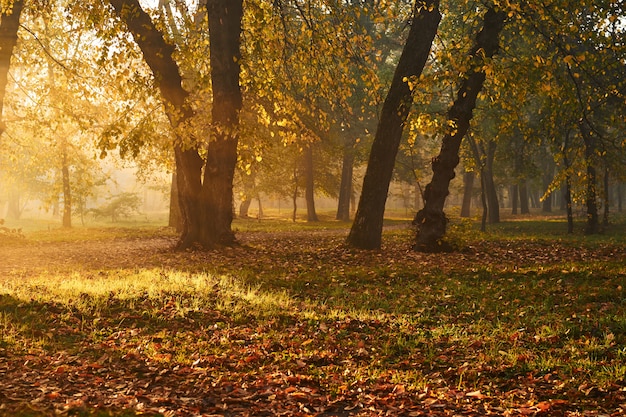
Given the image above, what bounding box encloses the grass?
[0,214,625,415]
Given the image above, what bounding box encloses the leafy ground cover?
[1,217,625,416]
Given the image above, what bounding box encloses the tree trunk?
[603,165,609,226]
[484,140,499,224]
[579,119,599,234]
[109,0,243,249]
[200,0,243,245]
[61,144,72,228]
[414,8,506,251]
[460,171,474,218]
[511,184,519,214]
[479,167,487,232]
[168,171,183,231]
[336,145,354,222]
[239,197,251,218]
[542,164,553,213]
[519,180,530,214]
[618,183,623,212]
[6,188,20,220]
[0,0,23,136]
[347,0,441,249]
[257,195,263,219]
[303,145,319,222]
[565,176,574,234]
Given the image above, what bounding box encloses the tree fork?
[347,0,441,250]
[414,6,506,252]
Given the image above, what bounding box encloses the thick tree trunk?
[303,145,319,222]
[414,8,506,251]
[109,0,243,249]
[336,145,354,221]
[0,0,23,135]
[347,0,441,249]
[201,0,243,244]
[460,171,474,218]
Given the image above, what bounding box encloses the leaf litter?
[0,225,625,416]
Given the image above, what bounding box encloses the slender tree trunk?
[542,164,553,213]
[336,145,354,221]
[618,183,623,212]
[0,0,23,136]
[460,171,474,218]
[6,188,20,220]
[479,167,487,232]
[511,184,519,214]
[484,140,499,224]
[61,144,72,228]
[257,195,263,219]
[565,176,574,233]
[579,119,599,234]
[168,171,183,231]
[303,145,319,222]
[519,181,530,214]
[414,8,506,251]
[347,0,441,249]
[239,198,251,218]
[603,165,609,226]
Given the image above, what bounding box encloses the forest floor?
[1,218,626,416]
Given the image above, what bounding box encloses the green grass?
[1,215,625,415]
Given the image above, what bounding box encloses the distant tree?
[90,192,141,223]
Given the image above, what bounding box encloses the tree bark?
[541,161,553,213]
[603,165,609,226]
[61,144,72,228]
[336,144,355,221]
[0,0,23,136]
[108,0,243,249]
[565,176,574,233]
[168,171,183,231]
[460,171,474,218]
[579,119,599,234]
[303,145,319,222]
[347,0,441,249]
[511,184,518,214]
[201,0,243,244]
[484,140,499,224]
[414,7,506,251]
[519,180,530,214]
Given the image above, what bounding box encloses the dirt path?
[1,237,178,276]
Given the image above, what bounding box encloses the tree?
[414,6,506,252]
[347,0,441,250]
[0,0,23,136]
[106,0,243,249]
